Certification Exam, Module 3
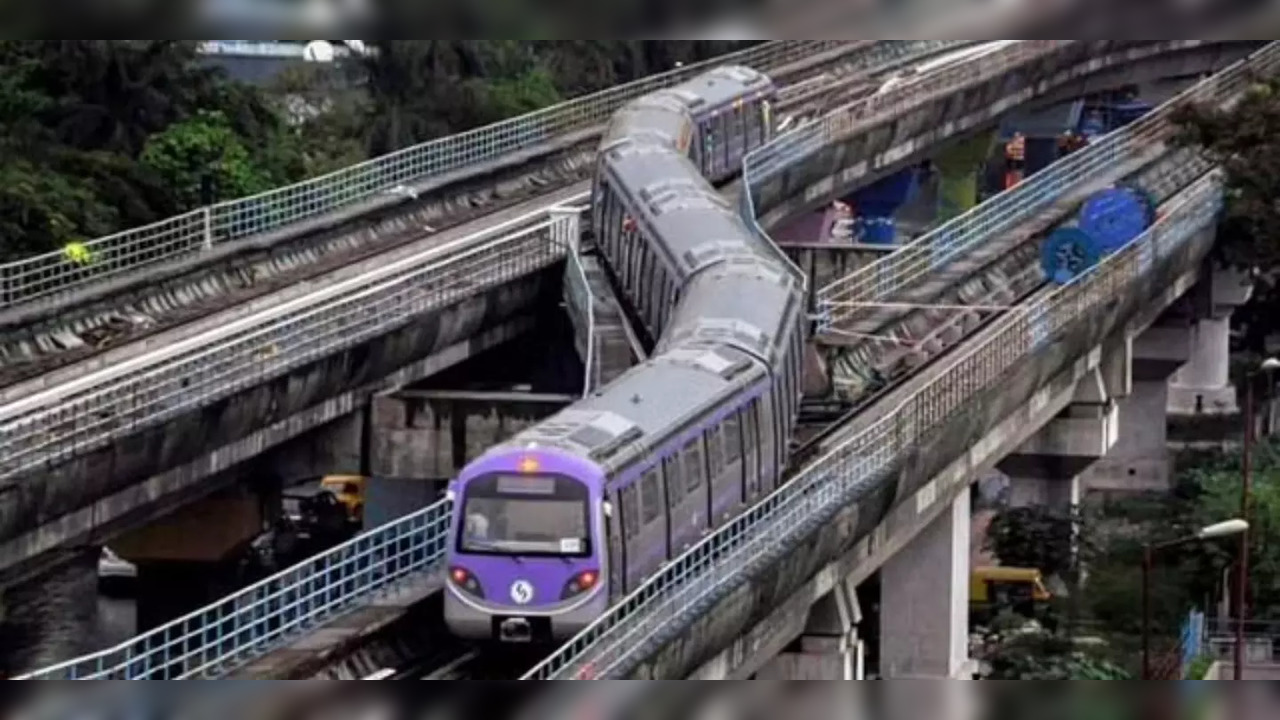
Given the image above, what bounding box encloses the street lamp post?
[1142,519,1249,680]
[1236,356,1280,680]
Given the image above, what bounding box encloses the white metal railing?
[0,200,587,484]
[559,199,599,397]
[16,498,454,679]
[522,41,1280,680]
[0,41,853,310]
[524,169,1226,681]
[811,40,1277,333]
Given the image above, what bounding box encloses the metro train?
[443,64,806,644]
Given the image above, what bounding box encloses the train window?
[705,426,725,478]
[664,456,684,507]
[621,484,640,540]
[683,440,706,493]
[723,411,742,462]
[640,469,661,525]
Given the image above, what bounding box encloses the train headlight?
[449,566,484,599]
[560,570,599,600]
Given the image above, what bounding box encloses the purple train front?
[443,446,609,643]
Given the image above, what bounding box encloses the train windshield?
[457,473,591,557]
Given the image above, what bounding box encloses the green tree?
[982,629,1131,680]
[139,110,277,209]
[1173,73,1280,350]
[984,505,1080,578]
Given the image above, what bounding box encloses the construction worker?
[1003,131,1026,190]
[1057,129,1088,158]
[63,241,93,268]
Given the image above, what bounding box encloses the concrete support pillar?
[1079,380,1174,494]
[0,548,99,676]
[997,362,1120,509]
[1169,316,1235,415]
[1168,267,1253,418]
[933,131,998,222]
[848,169,918,245]
[879,487,972,678]
[755,575,863,680]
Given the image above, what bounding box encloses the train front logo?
[510,580,535,605]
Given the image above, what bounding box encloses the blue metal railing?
[16,499,453,679]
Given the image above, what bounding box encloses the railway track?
[794,147,1216,465]
[0,42,964,399]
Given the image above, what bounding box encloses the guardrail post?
[202,207,214,251]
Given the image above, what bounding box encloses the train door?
[664,455,690,553]
[640,254,658,331]
[619,483,642,592]
[758,391,778,492]
[707,421,743,525]
[728,101,748,169]
[682,439,710,538]
[742,403,761,502]
[606,487,626,599]
[721,410,745,506]
[702,113,730,181]
[625,467,668,591]
[602,187,624,272]
[619,219,637,297]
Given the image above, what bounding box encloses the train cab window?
[683,441,706,493]
[621,484,640,540]
[457,473,591,556]
[722,412,742,462]
[639,469,661,525]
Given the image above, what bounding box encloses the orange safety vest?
[1005,135,1026,162]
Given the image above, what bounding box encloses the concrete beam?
[0,315,535,589]
[997,365,1120,480]
[751,576,862,680]
[1132,316,1191,381]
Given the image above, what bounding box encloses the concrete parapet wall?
[0,270,558,585]
[622,223,1215,678]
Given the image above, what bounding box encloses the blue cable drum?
[1078,186,1154,255]
[1040,226,1104,285]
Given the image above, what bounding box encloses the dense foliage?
[0,40,755,263]
[1173,74,1280,350]
[980,440,1280,677]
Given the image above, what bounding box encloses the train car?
[600,91,697,164]
[444,260,805,643]
[594,142,762,339]
[444,343,770,642]
[671,65,778,183]
[444,63,801,645]
[659,253,807,492]
[596,65,778,188]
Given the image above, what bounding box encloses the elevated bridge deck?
[12,37,1273,681]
